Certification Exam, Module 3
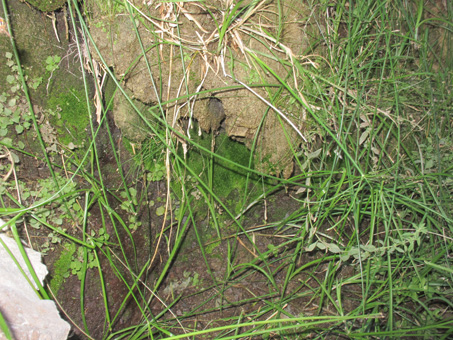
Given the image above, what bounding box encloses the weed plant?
[1,0,452,339]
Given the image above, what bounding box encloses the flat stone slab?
[0,218,70,340]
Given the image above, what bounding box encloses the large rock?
[86,0,317,177]
[0,219,70,340]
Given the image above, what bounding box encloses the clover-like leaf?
[6,75,15,84]
[156,206,165,216]
[15,124,24,134]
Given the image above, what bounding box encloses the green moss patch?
[48,89,90,146]
[212,133,256,199]
[49,242,76,295]
[181,130,265,216]
[25,0,66,12]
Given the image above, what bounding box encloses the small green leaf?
[340,253,350,262]
[1,137,12,146]
[362,244,376,252]
[348,248,360,259]
[7,98,16,107]
[361,252,370,261]
[89,258,99,268]
[306,242,318,252]
[31,77,42,90]
[11,112,20,123]
[71,261,82,271]
[327,243,341,253]
[15,125,24,134]
[6,75,15,84]
[5,52,12,59]
[156,206,165,216]
[395,247,405,253]
[317,242,326,250]
[307,148,322,160]
[359,128,370,145]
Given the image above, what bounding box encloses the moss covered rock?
[23,0,66,12]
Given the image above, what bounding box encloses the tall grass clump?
[1,0,452,339]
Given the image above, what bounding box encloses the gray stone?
[0,219,70,340]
